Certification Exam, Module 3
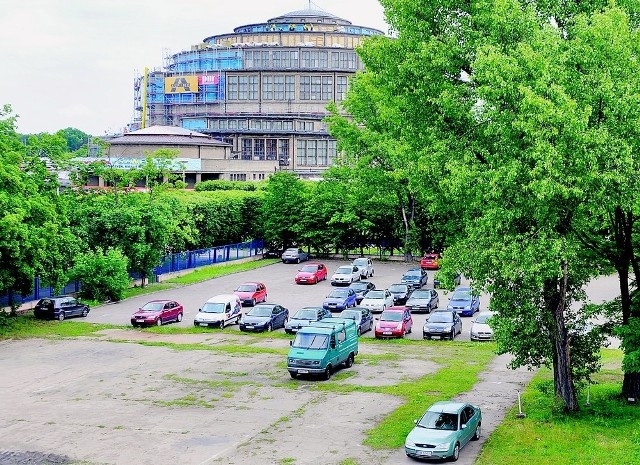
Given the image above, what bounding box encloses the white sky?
[0,0,388,136]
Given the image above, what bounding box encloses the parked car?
[360,289,394,313]
[285,306,332,334]
[263,247,284,259]
[420,253,441,270]
[374,307,413,338]
[331,265,361,286]
[423,310,462,340]
[287,318,359,380]
[447,287,480,316]
[131,300,183,327]
[339,307,374,336]
[33,296,90,321]
[352,257,374,278]
[234,282,267,306]
[387,283,413,305]
[405,401,482,461]
[401,268,428,290]
[281,248,309,264]
[239,303,289,332]
[349,281,376,304]
[193,294,242,328]
[323,288,358,312]
[294,262,328,284]
[470,311,495,341]
[405,289,439,313]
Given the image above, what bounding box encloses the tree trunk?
[622,372,640,401]
[545,271,579,411]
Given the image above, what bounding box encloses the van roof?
[206,294,239,303]
[309,318,356,330]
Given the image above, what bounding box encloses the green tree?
[56,127,90,152]
[67,248,130,301]
[0,105,77,312]
[260,172,305,249]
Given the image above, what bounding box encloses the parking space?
[84,259,490,341]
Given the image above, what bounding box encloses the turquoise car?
[405,401,481,461]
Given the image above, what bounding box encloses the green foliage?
[194,180,260,191]
[67,248,130,301]
[260,172,306,248]
[617,318,640,374]
[55,127,90,152]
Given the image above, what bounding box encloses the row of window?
[209,119,323,132]
[226,74,348,101]
[296,139,337,166]
[240,138,290,162]
[244,50,360,70]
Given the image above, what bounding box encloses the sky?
[0,0,388,136]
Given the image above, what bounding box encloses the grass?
[164,259,279,285]
[0,314,117,339]
[476,348,640,465]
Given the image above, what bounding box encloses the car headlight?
[396,323,403,330]
[447,305,453,311]
[312,360,320,365]
[434,442,450,451]
[405,439,416,448]
[471,329,478,336]
[465,305,471,310]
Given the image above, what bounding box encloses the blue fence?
[0,239,264,308]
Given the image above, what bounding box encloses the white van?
[194,294,242,329]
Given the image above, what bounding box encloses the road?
[85,259,489,341]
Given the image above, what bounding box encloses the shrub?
[67,248,131,301]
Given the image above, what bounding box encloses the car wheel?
[156,317,162,326]
[266,323,272,332]
[424,335,431,340]
[250,298,256,306]
[220,319,225,329]
[57,312,65,321]
[323,365,332,380]
[371,269,374,276]
[407,326,412,334]
[451,443,460,462]
[344,353,354,368]
[81,308,88,317]
[357,327,361,336]
[176,313,183,323]
[296,258,300,264]
[290,372,298,379]
[132,323,138,328]
[314,277,318,284]
[451,329,455,340]
[472,423,481,441]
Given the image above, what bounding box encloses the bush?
[194,180,258,192]
[67,248,131,301]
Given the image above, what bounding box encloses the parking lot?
[84,259,488,341]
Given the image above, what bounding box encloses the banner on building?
[164,76,198,94]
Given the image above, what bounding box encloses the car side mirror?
[413,419,418,425]
[461,423,467,429]
[330,341,336,349]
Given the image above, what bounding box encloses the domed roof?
[268,8,352,25]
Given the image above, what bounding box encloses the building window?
[242,139,252,159]
[254,139,265,159]
[311,76,321,100]
[228,120,237,129]
[300,76,310,100]
[340,52,348,69]
[319,50,328,68]
[337,76,348,101]
[318,140,328,165]
[331,51,340,68]
[297,139,334,166]
[266,139,277,160]
[245,51,253,69]
[228,76,238,100]
[278,139,289,165]
[248,75,258,100]
[291,51,299,68]
[252,120,262,130]
[348,52,357,70]
[263,75,273,100]
[322,76,333,100]
[302,51,310,68]
[285,75,295,100]
[272,50,281,68]
[238,76,248,100]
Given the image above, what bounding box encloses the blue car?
[239,303,289,332]
[323,288,358,312]
[447,287,480,316]
[339,307,374,336]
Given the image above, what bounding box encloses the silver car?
[331,265,361,286]
[352,257,374,278]
[470,311,495,341]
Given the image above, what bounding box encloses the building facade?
[131,7,384,178]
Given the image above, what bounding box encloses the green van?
[287,318,359,380]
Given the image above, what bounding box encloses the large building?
[130,7,384,179]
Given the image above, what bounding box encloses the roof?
[427,401,466,414]
[267,8,351,25]
[206,294,240,303]
[108,126,230,147]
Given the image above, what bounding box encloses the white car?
[352,257,374,278]
[194,294,242,329]
[470,311,495,341]
[359,289,394,313]
[331,265,362,286]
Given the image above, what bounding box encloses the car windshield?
[365,290,385,299]
[236,284,256,292]
[405,270,421,277]
[353,259,368,266]
[380,311,402,322]
[336,267,352,274]
[300,265,317,273]
[294,309,317,320]
[417,411,458,431]
[201,302,226,313]
[429,312,453,323]
[475,314,492,324]
[388,285,407,292]
[292,333,328,349]
[141,302,164,311]
[339,310,359,320]
[452,291,472,301]
[350,282,368,291]
[247,306,272,317]
[328,290,348,298]
[424,255,438,260]
[410,291,431,299]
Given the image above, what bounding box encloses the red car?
[374,306,413,338]
[131,300,183,327]
[234,282,268,306]
[294,262,328,284]
[421,253,441,270]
